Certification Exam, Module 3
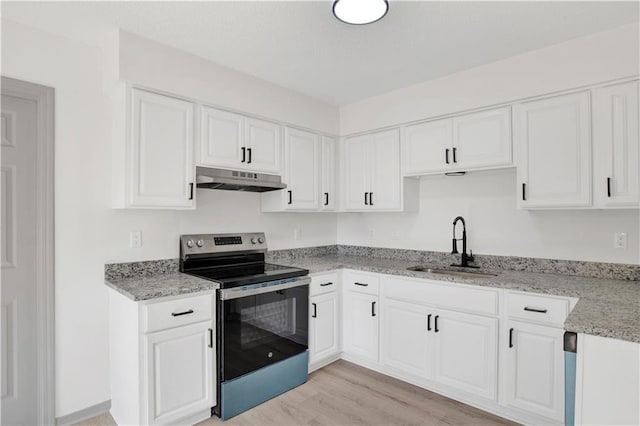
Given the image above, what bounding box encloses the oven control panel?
[180,232,267,257]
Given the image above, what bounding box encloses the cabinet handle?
[324,192,329,206]
[354,282,368,287]
[607,177,611,197]
[371,301,376,317]
[208,328,213,349]
[312,302,317,318]
[320,282,333,287]
[241,147,246,163]
[434,315,439,332]
[522,183,526,201]
[509,328,514,348]
[445,148,450,164]
[288,190,292,204]
[188,183,194,200]
[523,306,548,314]
[369,192,374,206]
[452,147,457,163]
[364,192,369,205]
[427,314,432,331]
[171,309,194,317]
[247,148,252,164]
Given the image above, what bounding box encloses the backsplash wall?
[337,168,640,265]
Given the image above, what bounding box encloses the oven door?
[219,277,309,382]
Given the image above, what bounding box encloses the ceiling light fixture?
[333,0,389,25]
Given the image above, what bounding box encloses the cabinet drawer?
[310,272,339,296]
[143,293,214,333]
[343,271,380,295]
[506,292,570,326]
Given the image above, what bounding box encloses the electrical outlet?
[368,228,376,239]
[130,231,142,248]
[614,232,627,249]
[293,228,301,241]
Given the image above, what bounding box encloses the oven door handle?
[219,277,311,300]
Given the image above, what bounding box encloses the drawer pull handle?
[509,328,514,348]
[312,303,317,318]
[524,306,548,314]
[427,314,432,332]
[171,309,194,317]
[208,328,213,348]
[320,282,333,287]
[371,301,376,317]
[354,282,368,287]
[434,315,439,333]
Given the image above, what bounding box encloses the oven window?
[222,285,308,381]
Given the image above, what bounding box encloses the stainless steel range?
[179,233,310,420]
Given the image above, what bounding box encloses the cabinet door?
[144,321,215,425]
[515,92,592,208]
[371,129,402,210]
[343,135,371,210]
[130,89,195,208]
[283,128,320,210]
[505,320,564,422]
[382,298,432,379]
[402,119,452,175]
[433,309,498,401]
[245,117,281,174]
[199,106,243,169]
[343,291,379,362]
[309,292,339,365]
[452,107,512,170]
[320,136,337,211]
[593,81,639,208]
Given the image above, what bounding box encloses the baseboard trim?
[56,400,111,426]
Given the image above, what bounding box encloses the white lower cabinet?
[109,290,216,426]
[309,291,340,366]
[144,321,215,425]
[432,309,498,401]
[504,320,565,422]
[343,291,379,362]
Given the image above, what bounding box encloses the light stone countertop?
[104,253,639,343]
[283,255,640,344]
[104,272,219,301]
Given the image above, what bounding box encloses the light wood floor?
[77,360,517,426]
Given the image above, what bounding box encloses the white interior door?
[1,93,38,425]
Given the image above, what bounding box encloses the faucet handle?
[469,250,474,261]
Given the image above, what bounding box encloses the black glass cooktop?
[187,262,308,288]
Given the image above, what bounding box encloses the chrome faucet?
[451,216,479,268]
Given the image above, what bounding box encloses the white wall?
[1,19,338,418]
[338,169,640,264]
[340,23,640,135]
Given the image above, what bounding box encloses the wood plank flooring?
[76,360,517,426]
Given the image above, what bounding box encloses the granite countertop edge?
[104,254,639,343]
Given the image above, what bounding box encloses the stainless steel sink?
[407,266,498,279]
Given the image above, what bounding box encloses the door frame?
[2,76,55,424]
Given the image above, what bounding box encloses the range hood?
[196,167,286,193]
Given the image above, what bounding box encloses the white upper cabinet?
[320,136,337,211]
[592,81,640,208]
[343,134,372,210]
[515,91,592,209]
[199,107,244,169]
[245,117,282,174]
[343,129,414,211]
[114,87,195,209]
[452,107,512,170]
[199,106,281,174]
[282,128,320,210]
[401,107,512,176]
[403,119,452,175]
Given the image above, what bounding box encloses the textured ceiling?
[2,1,638,105]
